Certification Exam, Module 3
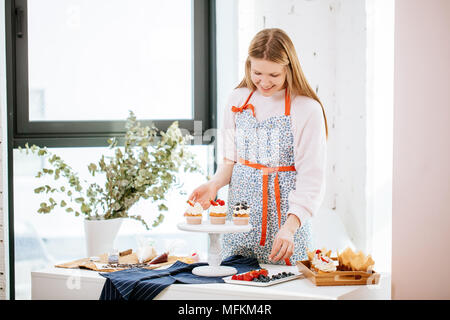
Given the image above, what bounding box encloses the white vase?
[83,218,124,257]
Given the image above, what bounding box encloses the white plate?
[223,271,304,287]
[177,221,252,234]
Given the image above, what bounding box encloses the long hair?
[236,28,328,139]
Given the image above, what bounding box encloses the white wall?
[365,0,394,279]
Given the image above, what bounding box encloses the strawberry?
[250,270,260,278]
[259,269,268,277]
[209,199,218,206]
[231,274,238,280]
[237,274,244,281]
[217,199,225,206]
[243,273,253,281]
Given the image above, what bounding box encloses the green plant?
[20,111,202,230]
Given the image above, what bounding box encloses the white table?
[31,263,390,300]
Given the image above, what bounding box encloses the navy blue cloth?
[99,255,260,300]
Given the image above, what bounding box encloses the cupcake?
[184,200,203,224]
[232,201,250,225]
[209,199,226,224]
[310,249,337,273]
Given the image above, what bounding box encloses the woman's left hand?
[268,226,295,262]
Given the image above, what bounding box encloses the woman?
[188,28,328,265]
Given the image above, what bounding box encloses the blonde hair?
[236,28,328,139]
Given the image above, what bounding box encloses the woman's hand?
[268,226,295,262]
[268,214,301,262]
[188,180,219,210]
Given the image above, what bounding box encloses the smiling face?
[249,57,287,97]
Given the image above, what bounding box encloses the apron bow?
[231,104,256,117]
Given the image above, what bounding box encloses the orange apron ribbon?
[231,104,256,117]
[231,90,256,117]
[238,158,296,266]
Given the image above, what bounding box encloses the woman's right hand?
[188,181,219,210]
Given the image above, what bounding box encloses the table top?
[31,262,391,300]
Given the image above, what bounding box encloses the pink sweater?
[221,87,327,225]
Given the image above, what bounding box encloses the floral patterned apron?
[222,88,312,265]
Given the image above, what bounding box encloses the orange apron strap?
[284,88,291,116]
[243,90,255,107]
[260,169,269,246]
[275,171,292,267]
[274,172,282,229]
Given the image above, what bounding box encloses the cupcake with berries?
[184,200,203,225]
[232,201,250,225]
[209,198,227,224]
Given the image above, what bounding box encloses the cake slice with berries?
[209,198,227,224]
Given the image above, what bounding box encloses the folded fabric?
[99,255,260,300]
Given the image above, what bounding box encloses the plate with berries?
[223,268,303,287]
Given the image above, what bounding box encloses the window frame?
[5,0,217,299]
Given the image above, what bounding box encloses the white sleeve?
[287,102,327,225]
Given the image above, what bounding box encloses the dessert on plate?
[184,200,203,224]
[190,252,200,263]
[308,249,337,273]
[232,201,250,225]
[306,247,375,273]
[209,198,227,224]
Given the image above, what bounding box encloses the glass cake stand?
[177,220,252,277]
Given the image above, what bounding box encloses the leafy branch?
[20,111,203,230]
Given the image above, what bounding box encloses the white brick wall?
[234,0,368,249]
[231,1,394,267]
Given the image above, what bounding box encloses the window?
[5,0,216,299]
[9,0,214,146]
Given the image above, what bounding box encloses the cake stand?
[177,220,252,277]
